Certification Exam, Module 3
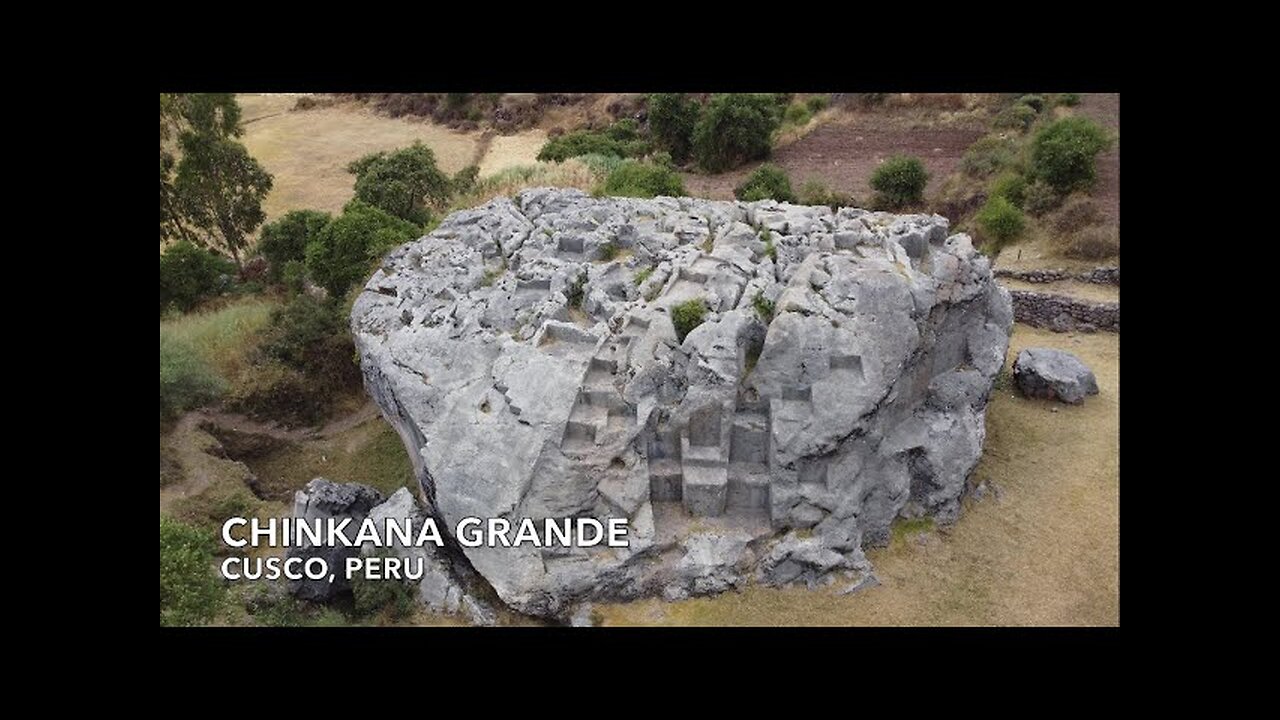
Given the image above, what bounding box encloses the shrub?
[1029,117,1111,193]
[870,155,928,209]
[351,551,417,620]
[961,136,1018,178]
[228,296,360,426]
[1056,93,1081,107]
[601,160,685,198]
[1051,195,1104,234]
[671,298,708,343]
[647,93,700,164]
[1017,94,1046,112]
[993,103,1037,131]
[991,172,1028,209]
[734,164,796,203]
[1022,179,1062,216]
[752,292,775,321]
[976,195,1026,247]
[348,143,452,225]
[1063,226,1119,260]
[159,240,235,314]
[160,333,225,418]
[227,361,332,426]
[257,210,331,282]
[305,200,421,298]
[805,95,829,113]
[692,94,782,172]
[761,229,777,261]
[783,103,813,126]
[575,153,626,176]
[160,515,224,626]
[633,267,653,286]
[596,241,619,262]
[281,259,307,295]
[452,165,480,195]
[538,120,650,163]
[259,295,354,378]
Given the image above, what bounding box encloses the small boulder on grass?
[1013,348,1099,404]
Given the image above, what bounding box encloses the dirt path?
[681,115,985,201]
[159,401,383,513]
[191,401,381,442]
[998,278,1119,304]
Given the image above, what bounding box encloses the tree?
[159,239,235,314]
[347,143,451,225]
[161,94,247,244]
[1029,117,1111,193]
[305,201,420,298]
[647,93,700,164]
[258,210,332,281]
[692,94,781,172]
[174,132,273,269]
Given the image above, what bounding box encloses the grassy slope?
[159,297,277,382]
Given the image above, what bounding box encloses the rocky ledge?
[350,188,1012,618]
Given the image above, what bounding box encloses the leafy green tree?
[734,163,796,202]
[647,93,700,164]
[347,143,451,225]
[305,201,421,298]
[159,239,235,314]
[869,155,929,209]
[174,133,273,269]
[161,93,247,244]
[159,515,224,626]
[976,195,1026,246]
[692,94,782,172]
[1029,117,1112,193]
[258,210,332,281]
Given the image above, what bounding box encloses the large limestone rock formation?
[351,188,1012,618]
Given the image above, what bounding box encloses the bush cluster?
[159,240,235,315]
[160,515,224,626]
[976,195,1026,248]
[600,160,685,198]
[692,94,782,172]
[870,156,928,209]
[538,120,650,163]
[735,164,795,202]
[1029,117,1111,193]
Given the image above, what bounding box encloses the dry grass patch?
[237,94,479,223]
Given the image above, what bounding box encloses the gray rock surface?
[288,478,383,601]
[362,487,497,625]
[351,189,1012,618]
[1013,347,1099,404]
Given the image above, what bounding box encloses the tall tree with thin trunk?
[174,132,272,269]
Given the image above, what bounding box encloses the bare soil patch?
[681,114,985,202]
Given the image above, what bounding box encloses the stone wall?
[1009,290,1119,333]
[995,266,1120,286]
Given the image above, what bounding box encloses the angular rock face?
[288,478,383,601]
[351,188,1012,618]
[1013,348,1099,404]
